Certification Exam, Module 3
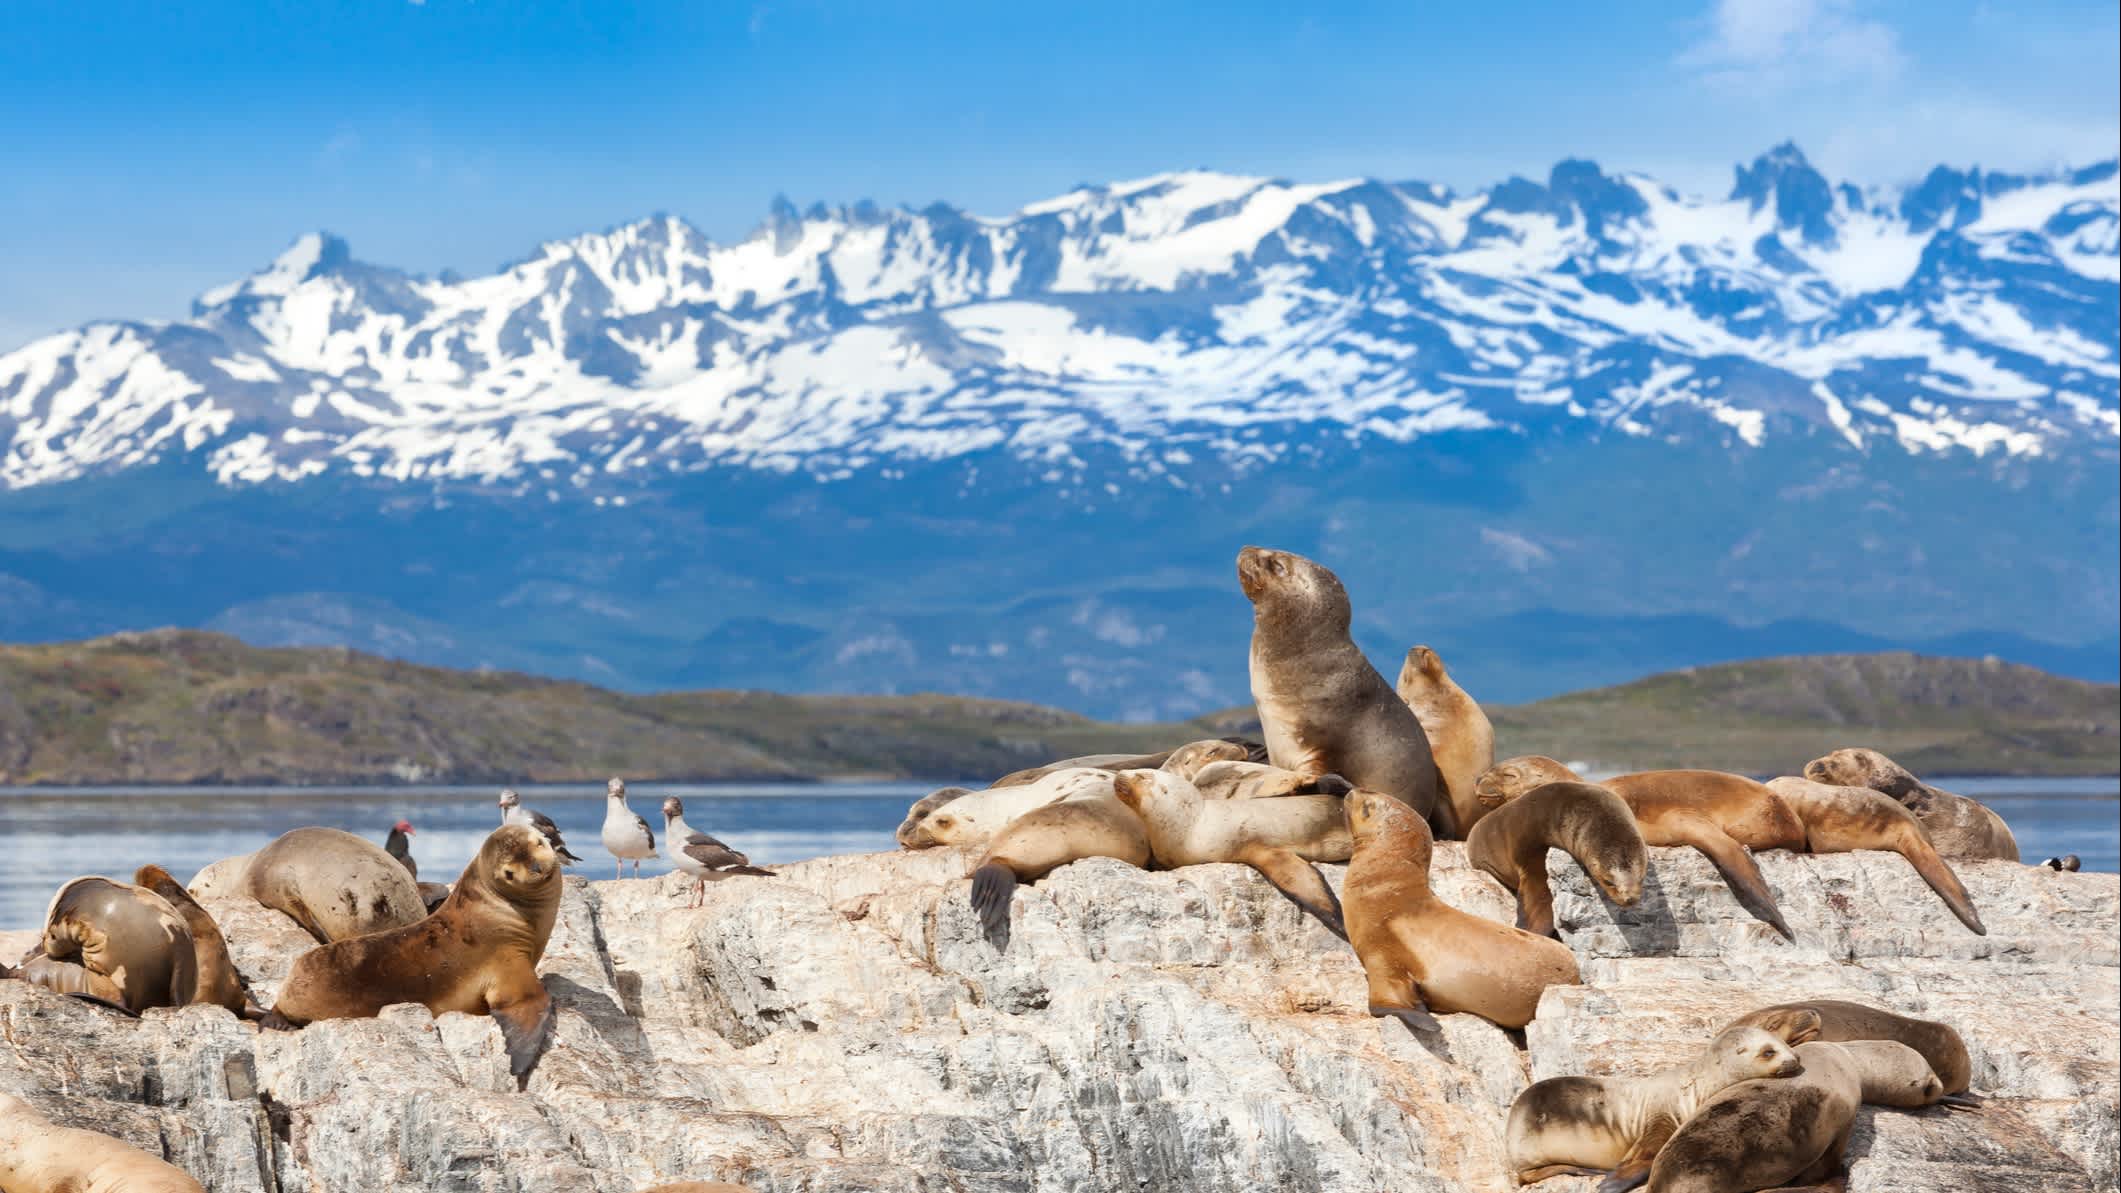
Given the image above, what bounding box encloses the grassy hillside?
[0,632,2112,784]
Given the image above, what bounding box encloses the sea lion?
[990,738,1267,788]
[36,876,197,1014]
[1477,758,1803,939]
[1341,787,1578,1029]
[1395,644,1495,834]
[1802,747,2020,861]
[193,827,427,944]
[133,864,247,1015]
[1764,776,1985,933]
[1505,1022,1809,1191]
[895,786,974,847]
[266,824,563,1088]
[1726,998,1972,1095]
[1188,760,1353,801]
[1464,780,1647,938]
[1238,546,1443,831]
[1159,738,1258,780]
[899,768,1116,850]
[1112,768,1351,936]
[0,1091,208,1192]
[969,786,1151,936]
[1644,1040,1968,1193]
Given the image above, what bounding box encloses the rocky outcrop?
[0,845,2113,1192]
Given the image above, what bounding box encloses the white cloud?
[1680,0,1907,92]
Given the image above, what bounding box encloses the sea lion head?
[1110,768,1202,820]
[1474,756,1579,809]
[1161,739,1251,780]
[478,824,560,904]
[1803,748,1921,800]
[607,777,627,797]
[897,787,972,849]
[1835,1040,1950,1108]
[1346,787,1431,864]
[1235,546,1351,634]
[1708,1026,1806,1081]
[1401,644,1446,684]
[1739,1006,1826,1047]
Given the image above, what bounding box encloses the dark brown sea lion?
[35,876,197,1014]
[1341,787,1577,1030]
[1239,547,1443,832]
[1464,780,1646,938]
[133,864,247,1015]
[265,824,563,1088]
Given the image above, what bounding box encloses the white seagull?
[661,796,773,907]
[601,777,657,879]
[497,788,582,864]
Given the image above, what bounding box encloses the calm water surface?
[0,776,2112,931]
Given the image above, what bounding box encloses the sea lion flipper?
[1513,865,1557,939]
[1237,844,1346,939]
[969,862,1018,939]
[1682,822,1794,940]
[1896,837,1986,935]
[490,983,555,1091]
[1595,1116,1673,1193]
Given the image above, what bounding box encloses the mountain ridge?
[0,632,2110,785]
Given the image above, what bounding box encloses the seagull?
[601,777,657,879]
[383,819,418,879]
[497,788,582,865]
[661,797,772,907]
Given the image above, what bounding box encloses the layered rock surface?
[0,845,2113,1192]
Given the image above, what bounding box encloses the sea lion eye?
[1757,1047,1775,1059]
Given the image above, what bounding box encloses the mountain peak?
[1731,142,1835,244]
[195,231,353,310]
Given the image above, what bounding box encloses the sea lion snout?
[1110,771,1149,809]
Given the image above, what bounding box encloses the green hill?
[0,632,2112,785]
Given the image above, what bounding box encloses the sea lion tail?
[970,863,1018,937]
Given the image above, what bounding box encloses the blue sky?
[2,0,2115,351]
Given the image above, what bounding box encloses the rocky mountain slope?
[0,144,2113,714]
[0,845,2112,1191]
[0,632,2111,784]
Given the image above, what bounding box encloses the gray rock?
[0,845,2112,1192]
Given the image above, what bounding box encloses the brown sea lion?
[1159,738,1258,780]
[191,827,427,944]
[1727,998,1973,1095]
[968,788,1152,937]
[1802,747,2020,861]
[1187,760,1353,801]
[1341,787,1578,1029]
[900,768,1116,850]
[1238,547,1444,832]
[265,824,562,1088]
[1113,768,1352,937]
[1505,1022,1809,1191]
[1464,780,1647,938]
[0,1091,208,1192]
[1477,758,1802,939]
[36,876,197,1014]
[1644,1040,1969,1193]
[1395,644,1496,834]
[1764,776,1986,934]
[133,864,248,1015]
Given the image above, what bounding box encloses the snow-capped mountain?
[3,143,2114,493]
[0,144,2114,720]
